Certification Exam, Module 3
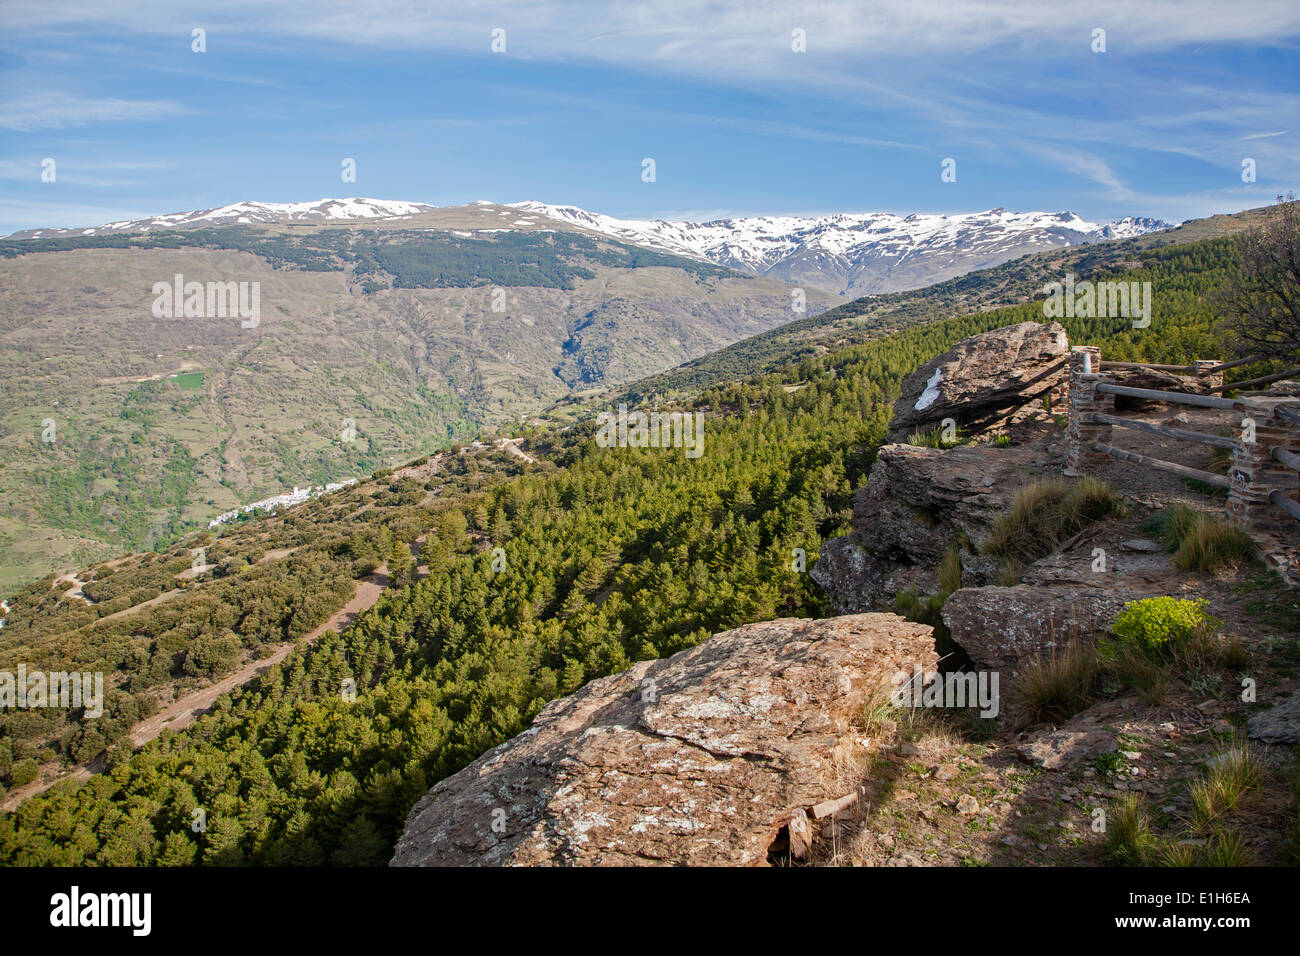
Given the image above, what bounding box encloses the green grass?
[1102,793,1156,865]
[984,477,1122,564]
[938,543,963,597]
[1203,828,1250,866]
[171,371,205,389]
[1013,641,1098,727]
[1141,503,1257,572]
[1190,742,1263,832]
[1105,644,1170,704]
[907,427,968,449]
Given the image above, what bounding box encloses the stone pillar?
[1065,346,1115,476]
[1193,359,1224,393]
[1227,398,1300,531]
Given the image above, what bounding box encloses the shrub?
[1109,597,1223,655]
[985,477,1122,563]
[9,758,38,787]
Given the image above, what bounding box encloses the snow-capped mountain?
[9,198,436,239]
[8,197,1175,295]
[509,202,1176,295]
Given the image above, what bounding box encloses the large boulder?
[390,613,937,867]
[887,321,1068,442]
[811,441,1048,612]
[942,583,1150,673]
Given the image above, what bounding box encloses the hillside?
[4,227,1290,866]
[0,219,834,589]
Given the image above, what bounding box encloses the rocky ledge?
[391,613,936,867]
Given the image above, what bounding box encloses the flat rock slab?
[1120,538,1164,553]
[1248,695,1300,745]
[1017,728,1118,770]
[391,613,937,867]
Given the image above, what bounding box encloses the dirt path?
[129,570,389,747]
[3,529,437,811]
[2,567,393,811]
[53,574,92,604]
[497,438,538,464]
[93,587,184,624]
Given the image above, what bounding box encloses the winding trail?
[2,534,428,811]
[128,570,389,747]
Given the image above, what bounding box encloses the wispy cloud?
[0,92,187,131]
[0,158,174,186]
[5,1,1300,70]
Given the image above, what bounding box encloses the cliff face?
[391,614,936,867]
[810,440,1053,613]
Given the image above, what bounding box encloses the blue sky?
[1,0,1297,234]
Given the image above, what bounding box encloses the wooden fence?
[1065,346,1300,530]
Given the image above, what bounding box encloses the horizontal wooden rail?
[1209,366,1300,393]
[1092,412,1235,450]
[1269,488,1300,522]
[1200,354,1266,375]
[1098,361,1194,372]
[1094,382,1241,410]
[1274,446,1300,473]
[1278,405,1300,427]
[1091,442,1232,488]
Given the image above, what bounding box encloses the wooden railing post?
[1065,346,1114,476]
[1192,359,1224,393]
[1228,398,1300,531]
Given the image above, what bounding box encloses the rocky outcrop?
[811,440,1050,612]
[942,523,1182,672]
[1247,695,1300,745]
[942,584,1133,674]
[887,321,1068,442]
[391,613,937,867]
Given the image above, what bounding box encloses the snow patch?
[915,368,943,411]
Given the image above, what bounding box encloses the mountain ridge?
[8,197,1175,296]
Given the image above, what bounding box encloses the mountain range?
[8,198,1174,296]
